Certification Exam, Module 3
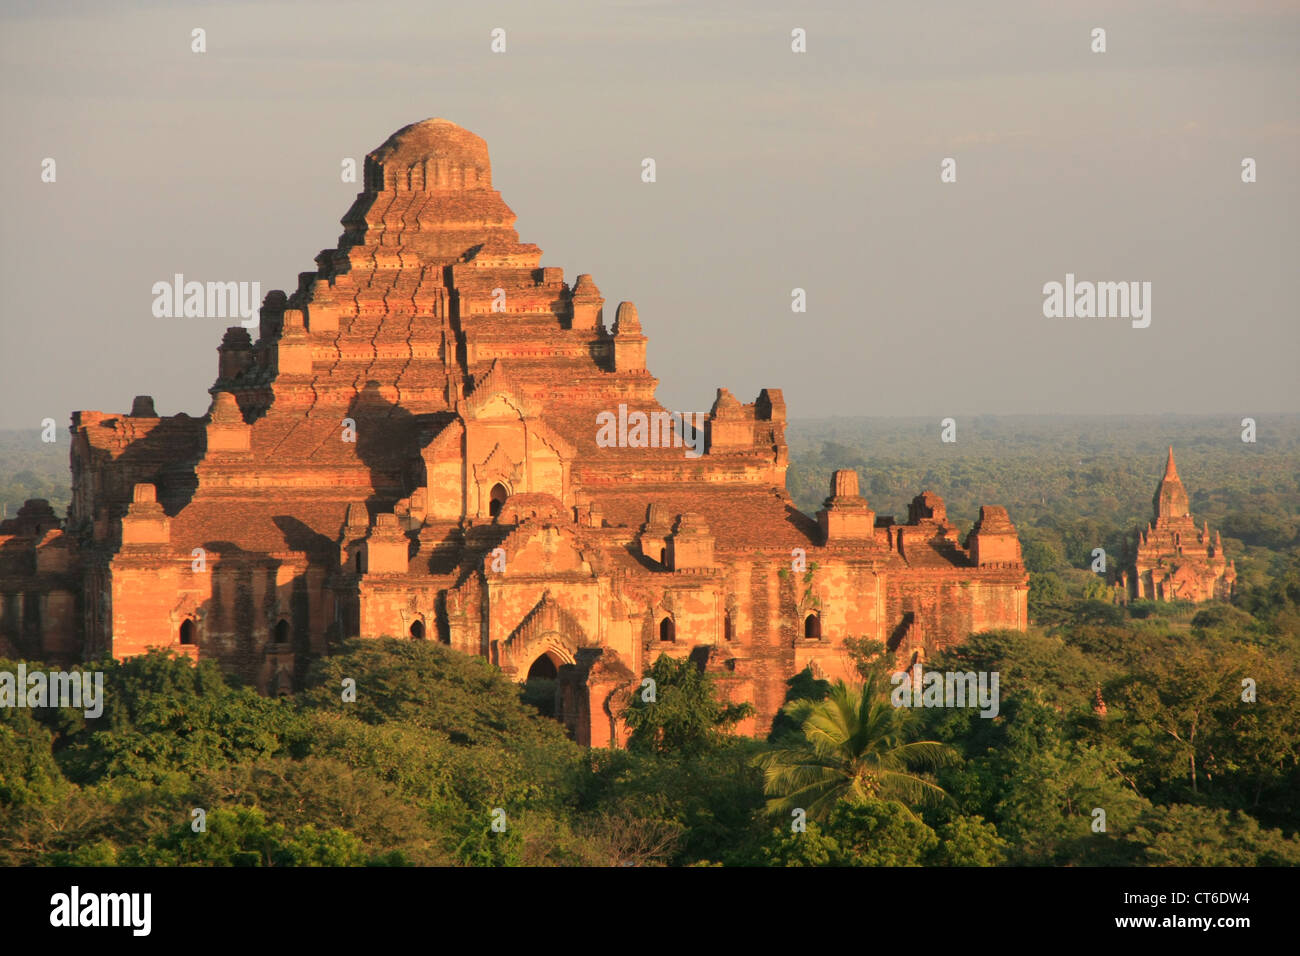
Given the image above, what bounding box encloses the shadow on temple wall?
[886,611,915,653]
[622,542,663,574]
[782,505,821,542]
[272,516,336,559]
[0,548,46,660]
[271,516,335,675]
[195,542,266,661]
[345,381,422,518]
[766,667,832,743]
[336,189,380,261]
[184,540,328,690]
[586,336,615,373]
[71,413,206,527]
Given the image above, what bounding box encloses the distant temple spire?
[1153,446,1190,519]
[1129,447,1235,603]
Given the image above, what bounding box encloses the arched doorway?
[804,613,821,640]
[659,616,676,643]
[528,655,557,679]
[489,483,508,519]
[179,619,196,645]
[410,619,425,640]
[274,619,290,644]
[521,652,559,717]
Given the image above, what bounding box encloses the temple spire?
[1153,446,1189,519]
[1132,445,1235,602]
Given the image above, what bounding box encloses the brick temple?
[1123,447,1235,603]
[0,118,1028,744]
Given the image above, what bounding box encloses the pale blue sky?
[1,0,1296,429]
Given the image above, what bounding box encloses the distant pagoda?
[1124,447,1235,602]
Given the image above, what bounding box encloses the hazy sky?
[1,0,1296,430]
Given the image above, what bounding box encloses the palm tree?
[754,674,959,821]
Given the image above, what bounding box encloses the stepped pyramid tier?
[1123,447,1236,603]
[4,118,1028,744]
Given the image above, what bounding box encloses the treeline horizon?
[5,412,1298,520]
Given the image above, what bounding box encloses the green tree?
[299,639,582,808]
[935,694,1149,865]
[1126,803,1300,866]
[122,805,367,866]
[841,637,892,682]
[0,708,66,810]
[759,800,939,867]
[753,676,957,821]
[929,815,1010,866]
[623,654,754,757]
[55,650,302,785]
[1113,646,1249,797]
